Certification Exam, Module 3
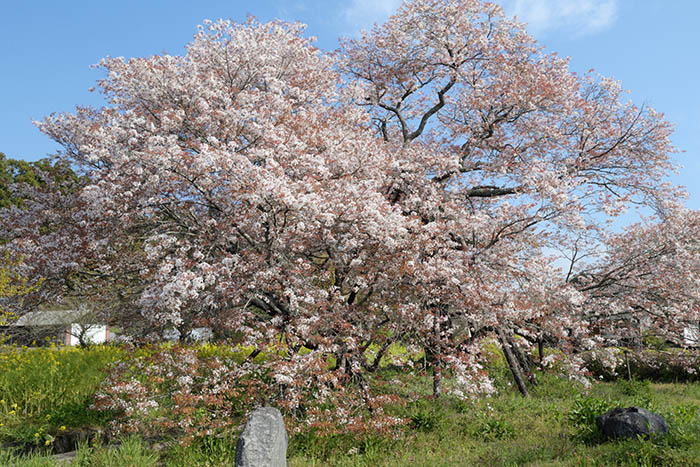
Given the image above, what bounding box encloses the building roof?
[12,310,91,326]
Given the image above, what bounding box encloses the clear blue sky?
[2,0,698,210]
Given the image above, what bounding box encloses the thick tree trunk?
[498,328,529,397]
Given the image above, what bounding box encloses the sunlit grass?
[0,343,698,466]
[0,343,122,448]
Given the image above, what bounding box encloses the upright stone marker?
[235,407,288,467]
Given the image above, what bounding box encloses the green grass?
[0,344,123,449]
[1,437,160,466]
[7,376,696,466]
[1,343,699,466]
[286,374,700,467]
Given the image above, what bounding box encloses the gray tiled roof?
[12,310,89,326]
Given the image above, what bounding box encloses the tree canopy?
[0,0,692,410]
[0,152,79,209]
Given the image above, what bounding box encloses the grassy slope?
[288,375,700,467]
[1,344,699,466]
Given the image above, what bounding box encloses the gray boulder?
[235,407,288,467]
[595,407,668,439]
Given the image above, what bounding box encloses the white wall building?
[12,310,111,346]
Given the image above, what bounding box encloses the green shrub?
[471,415,516,441]
[567,394,617,442]
[406,399,448,432]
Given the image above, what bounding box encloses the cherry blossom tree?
[1,0,683,410]
[573,206,700,350]
[339,0,678,395]
[3,18,421,419]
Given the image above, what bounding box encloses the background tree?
[0,153,74,333]
[572,205,700,350]
[0,152,79,209]
[0,251,42,331]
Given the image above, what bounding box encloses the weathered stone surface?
[235,407,287,467]
[596,407,668,439]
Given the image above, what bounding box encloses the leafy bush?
[91,344,271,443]
[567,394,617,442]
[405,399,448,432]
[471,415,516,441]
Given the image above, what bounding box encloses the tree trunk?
[509,338,537,385]
[432,363,442,398]
[538,336,545,370]
[498,328,529,397]
[336,352,348,373]
[432,306,442,398]
[369,340,391,371]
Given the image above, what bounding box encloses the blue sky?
[2,0,698,211]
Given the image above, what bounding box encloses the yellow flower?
[8,410,15,415]
[45,440,51,446]
[34,432,40,438]
[59,426,66,431]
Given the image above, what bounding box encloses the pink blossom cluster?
[92,345,269,442]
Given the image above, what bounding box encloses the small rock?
[596,407,668,439]
[235,407,287,467]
